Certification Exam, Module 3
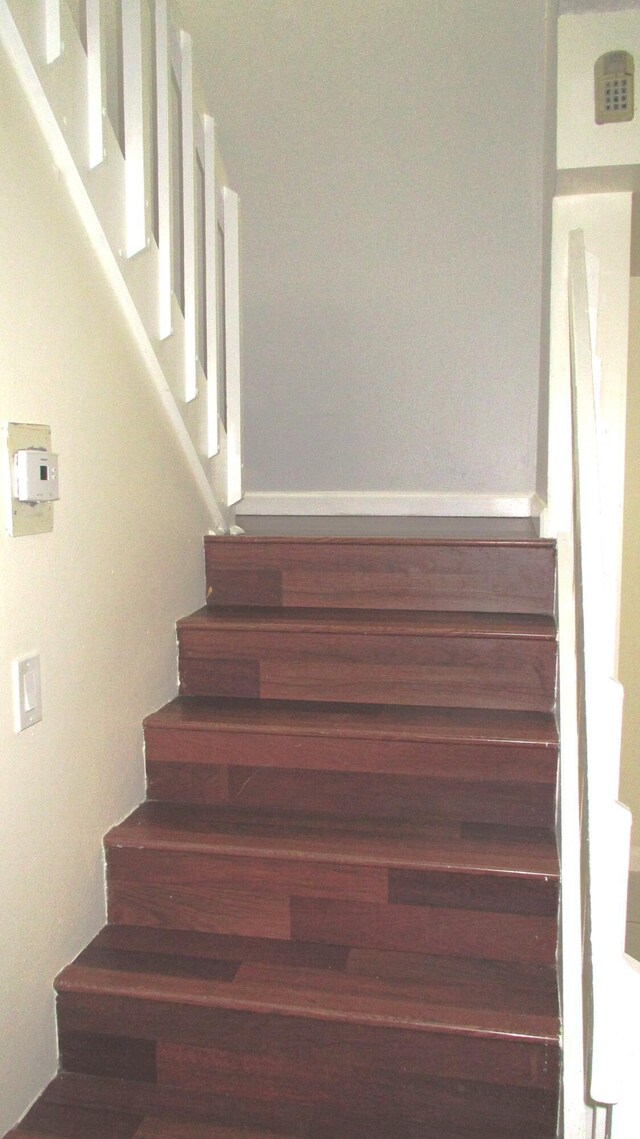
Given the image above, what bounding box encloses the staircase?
[6,532,560,1139]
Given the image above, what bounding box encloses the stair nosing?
[55,963,559,1045]
[105,813,558,880]
[144,699,559,750]
[178,607,557,641]
[204,536,556,549]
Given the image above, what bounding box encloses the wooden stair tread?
[14,1071,558,1139]
[145,697,558,750]
[5,534,561,1139]
[205,535,556,548]
[179,606,556,640]
[56,926,559,1043]
[106,802,558,879]
[5,1122,294,1139]
[9,1073,304,1138]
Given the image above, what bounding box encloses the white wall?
[178,0,555,509]
[0,47,211,1133]
[558,10,640,173]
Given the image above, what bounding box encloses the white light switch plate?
[13,653,42,732]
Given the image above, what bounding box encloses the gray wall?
[180,0,556,501]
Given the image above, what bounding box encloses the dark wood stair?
[6,532,561,1139]
[145,698,557,826]
[203,535,556,613]
[178,607,557,711]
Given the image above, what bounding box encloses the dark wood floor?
[5,531,560,1139]
[237,515,542,539]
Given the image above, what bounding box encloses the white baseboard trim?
[237,491,546,518]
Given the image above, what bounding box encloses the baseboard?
[237,491,546,518]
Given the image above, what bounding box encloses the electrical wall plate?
[13,653,42,732]
[4,423,54,536]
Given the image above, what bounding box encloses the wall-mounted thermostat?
[595,51,634,125]
[14,449,59,503]
[4,422,58,536]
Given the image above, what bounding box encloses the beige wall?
[0,50,211,1133]
[179,0,555,503]
[620,270,640,851]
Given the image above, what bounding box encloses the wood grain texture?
[104,803,559,880]
[90,925,351,972]
[59,1033,157,1083]
[235,517,543,539]
[63,924,557,1015]
[134,1123,297,1138]
[290,897,557,964]
[56,981,558,1087]
[207,567,283,608]
[204,537,556,615]
[5,534,561,1139]
[8,1100,144,1138]
[144,699,558,787]
[181,658,260,699]
[388,867,558,915]
[8,1087,304,1139]
[15,1070,559,1139]
[178,609,556,711]
[108,847,389,902]
[179,606,557,638]
[56,924,558,1039]
[108,881,292,939]
[145,697,559,750]
[146,761,555,827]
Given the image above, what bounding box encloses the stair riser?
[144,723,558,782]
[144,726,557,826]
[106,849,557,964]
[205,540,556,615]
[145,760,555,827]
[27,535,561,1139]
[56,996,559,1138]
[178,630,556,711]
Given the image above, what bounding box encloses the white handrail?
[179,26,197,403]
[44,0,62,63]
[565,229,640,1124]
[86,0,105,170]
[154,0,172,341]
[0,0,242,529]
[203,111,220,458]
[121,0,147,258]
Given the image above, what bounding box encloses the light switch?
[13,654,42,732]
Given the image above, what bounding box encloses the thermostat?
[14,448,60,503]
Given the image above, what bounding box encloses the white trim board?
[0,0,226,530]
[237,492,545,518]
